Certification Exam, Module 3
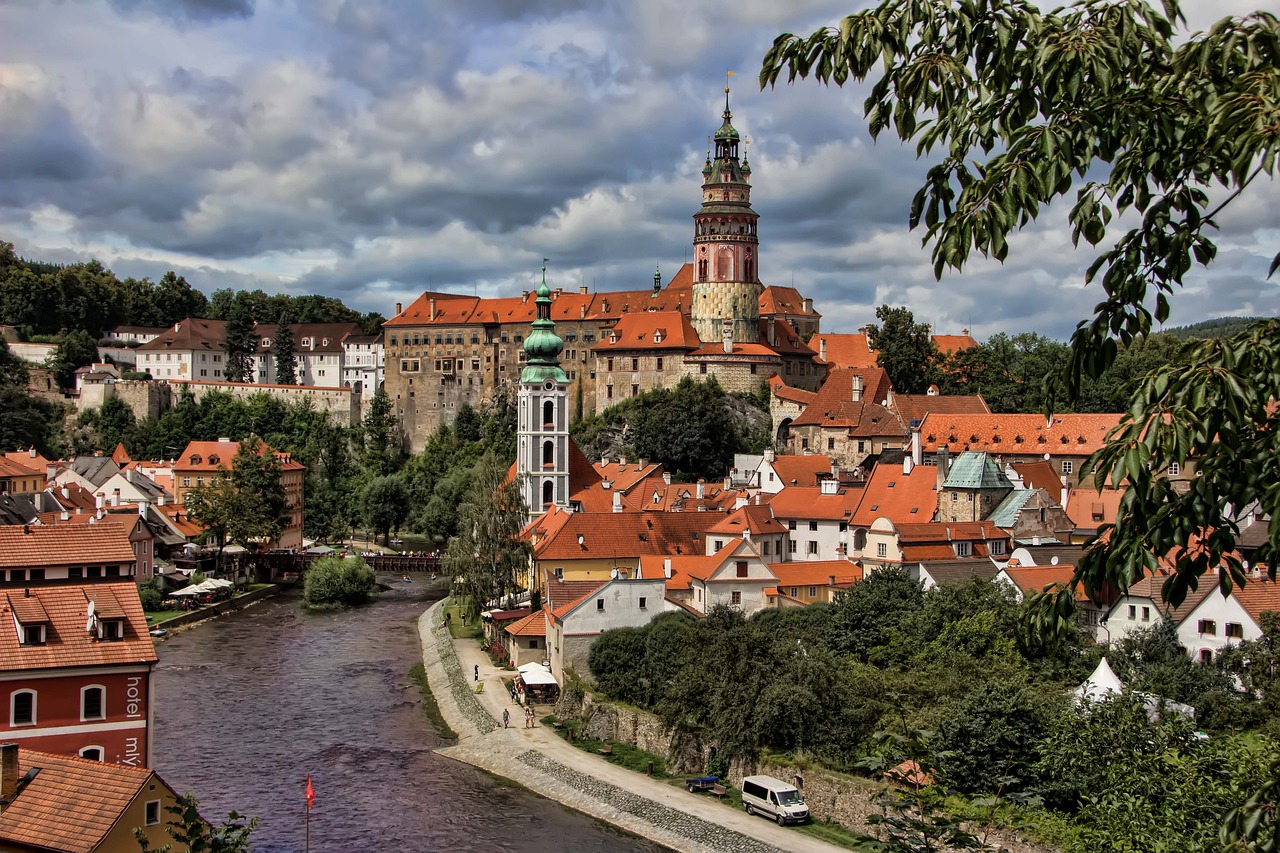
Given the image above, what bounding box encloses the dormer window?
[207,454,219,466]
[189,455,202,465]
[21,624,46,646]
[301,338,312,347]
[99,619,124,641]
[260,338,272,348]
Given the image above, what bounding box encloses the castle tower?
[517,262,570,521]
[691,86,762,345]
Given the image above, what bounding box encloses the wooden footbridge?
[244,552,442,583]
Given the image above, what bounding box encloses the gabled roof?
[505,609,547,638]
[919,413,1122,456]
[0,522,135,569]
[251,322,362,354]
[70,457,120,488]
[174,439,305,473]
[891,393,990,426]
[850,465,938,527]
[591,311,701,352]
[0,455,41,480]
[759,285,820,318]
[1224,579,1280,629]
[942,452,1011,490]
[988,489,1037,529]
[1001,564,1077,596]
[532,511,722,561]
[594,459,664,493]
[932,334,979,354]
[919,561,1001,586]
[0,582,157,671]
[1117,574,1216,625]
[0,749,164,853]
[768,485,861,522]
[768,455,833,488]
[550,584,610,622]
[1065,486,1125,532]
[543,578,608,612]
[1010,461,1063,495]
[706,504,786,536]
[771,560,863,587]
[809,333,878,369]
[767,374,817,406]
[136,317,226,352]
[791,368,903,435]
[2,450,51,472]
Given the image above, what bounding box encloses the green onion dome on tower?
[520,265,567,384]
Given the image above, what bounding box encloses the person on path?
[474,664,479,682]
[502,709,510,728]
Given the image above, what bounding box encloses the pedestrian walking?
[502,709,510,728]
[474,664,479,682]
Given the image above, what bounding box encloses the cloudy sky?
[1,0,1276,339]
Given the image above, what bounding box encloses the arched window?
[81,685,105,721]
[542,480,554,507]
[79,746,104,762]
[542,441,554,467]
[11,690,35,726]
[543,400,554,427]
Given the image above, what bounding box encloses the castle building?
[383,91,825,452]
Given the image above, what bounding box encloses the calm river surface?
[151,584,664,852]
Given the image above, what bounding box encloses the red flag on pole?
[306,776,315,810]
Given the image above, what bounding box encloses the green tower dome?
[521,263,567,384]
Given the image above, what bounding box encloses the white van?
[741,775,809,825]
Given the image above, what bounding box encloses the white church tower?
[517,263,570,522]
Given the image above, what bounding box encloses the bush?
[138,578,164,611]
[303,556,377,607]
[121,370,150,380]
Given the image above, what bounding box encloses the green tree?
[361,385,398,475]
[183,477,238,570]
[273,311,297,385]
[760,0,1280,616]
[826,567,924,661]
[135,793,258,853]
[444,452,530,614]
[153,271,209,326]
[303,555,377,607]
[363,475,409,544]
[941,333,1069,413]
[934,678,1060,796]
[628,376,741,477]
[0,339,28,388]
[82,395,138,454]
[222,303,254,383]
[47,329,99,389]
[183,436,287,565]
[865,305,938,395]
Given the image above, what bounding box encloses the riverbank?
[416,599,848,853]
[149,583,285,640]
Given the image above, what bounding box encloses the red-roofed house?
[1065,486,1126,543]
[862,518,1011,581]
[172,438,305,550]
[0,524,137,587]
[786,368,907,468]
[642,540,776,616]
[754,451,834,494]
[0,744,185,853]
[767,480,862,561]
[527,509,722,585]
[504,609,549,668]
[705,502,788,561]
[546,578,684,683]
[0,457,45,497]
[0,583,157,766]
[1176,577,1280,663]
[848,462,940,556]
[770,560,863,605]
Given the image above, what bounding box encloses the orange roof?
[544,578,610,612]
[768,374,817,406]
[532,511,722,561]
[620,481,740,513]
[549,583,611,622]
[1122,573,1216,623]
[639,548,729,585]
[174,439,305,473]
[768,486,861,522]
[110,443,131,466]
[592,311,701,352]
[0,456,41,480]
[1002,564,1077,596]
[769,455,833,488]
[850,464,938,527]
[2,450,51,472]
[892,521,1009,561]
[594,460,665,493]
[0,582,157,671]
[0,522,135,569]
[505,609,547,637]
[892,393,990,425]
[0,749,164,853]
[771,560,863,587]
[932,334,979,354]
[1065,486,1125,532]
[707,504,786,536]
[1224,579,1280,628]
[919,413,1122,456]
[759,286,820,317]
[791,368,903,434]
[809,333,878,369]
[1010,461,1063,496]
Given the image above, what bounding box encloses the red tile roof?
[0,456,41,480]
[544,578,610,612]
[891,393,990,426]
[505,609,547,637]
[1122,573,1216,624]
[850,465,938,527]
[2,451,52,472]
[0,749,162,853]
[0,522,135,569]
[549,583,611,622]
[1065,486,1125,532]
[532,512,723,561]
[1010,461,1063,496]
[771,560,863,587]
[174,439,305,473]
[768,374,817,406]
[768,455,833,488]
[759,286,820,317]
[932,334,979,354]
[1224,579,1280,628]
[791,368,903,433]
[809,333,878,369]
[136,317,226,352]
[919,413,1122,456]
[594,460,665,493]
[591,312,701,352]
[0,582,157,671]
[768,486,861,522]
[1002,564,1077,596]
[706,504,786,536]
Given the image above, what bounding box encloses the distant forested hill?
[1162,316,1272,340]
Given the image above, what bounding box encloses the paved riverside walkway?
[417,600,849,853]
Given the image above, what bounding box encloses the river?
[150,583,664,852]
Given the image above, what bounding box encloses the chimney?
[764,449,775,463]
[696,479,706,499]
[722,321,733,354]
[60,487,69,499]
[962,327,970,337]
[60,511,69,522]
[734,496,747,509]
[394,302,402,315]
[173,322,181,332]
[619,455,628,466]
[803,298,813,314]
[127,468,135,483]
[95,494,104,510]
[111,489,121,507]
[820,478,838,496]
[819,338,827,361]
[851,374,864,402]
[663,472,671,485]
[638,457,648,468]
[723,476,731,491]
[903,455,914,475]
[937,447,951,491]
[429,298,437,321]
[579,286,588,295]
[0,743,18,812]
[1060,475,1069,510]
[601,456,609,466]
[158,494,166,507]
[580,305,587,319]
[663,558,672,578]
[911,425,923,466]
[612,490,623,513]
[28,447,36,459]
[139,499,148,517]
[754,493,761,505]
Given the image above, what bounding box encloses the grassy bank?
[409,663,457,741]
[444,599,482,640]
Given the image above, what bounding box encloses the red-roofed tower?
[691,86,762,346]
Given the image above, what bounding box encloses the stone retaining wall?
[153,584,284,631]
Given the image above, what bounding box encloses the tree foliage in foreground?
[303,555,377,608]
[761,0,1280,627]
[444,451,530,614]
[135,793,258,853]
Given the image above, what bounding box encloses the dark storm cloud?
[0,90,98,187]
[108,0,253,23]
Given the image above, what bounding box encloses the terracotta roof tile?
[1222,579,1280,628]
[1123,573,1217,624]
[505,609,547,637]
[0,749,158,853]
[1010,461,1063,496]
[1002,565,1077,595]
[0,522,136,569]
[932,334,979,353]
[768,486,861,522]
[706,504,785,535]
[593,461,665,493]
[0,456,41,479]
[769,455,834,488]
[533,512,722,561]
[891,393,990,426]
[768,374,817,406]
[850,465,938,527]
[1065,486,1125,532]
[136,317,226,352]
[759,286,820,317]
[919,413,1122,456]
[770,560,863,587]
[592,312,701,352]
[809,334,878,369]
[174,439,304,473]
[544,579,610,612]
[0,582,157,671]
[791,368,903,433]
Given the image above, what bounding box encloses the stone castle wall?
[690,281,763,343]
[78,379,360,427]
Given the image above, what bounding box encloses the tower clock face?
[544,380,556,391]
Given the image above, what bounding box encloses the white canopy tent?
[1073,657,1124,704]
[520,669,558,687]
[518,662,550,674]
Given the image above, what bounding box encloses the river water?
[151,584,664,852]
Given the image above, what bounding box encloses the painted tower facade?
[517,265,570,521]
[690,88,762,345]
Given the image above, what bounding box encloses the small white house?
[1175,578,1280,663]
[546,578,683,684]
